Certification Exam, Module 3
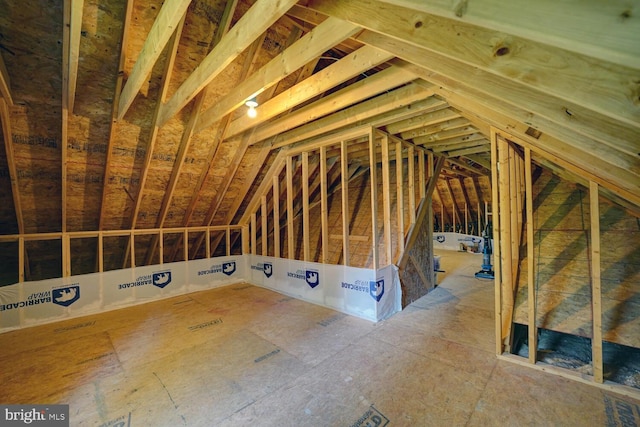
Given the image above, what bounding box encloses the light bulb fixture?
[245,97,258,118]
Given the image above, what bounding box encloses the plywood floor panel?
[1,251,638,426]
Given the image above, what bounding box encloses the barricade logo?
[287,268,320,289]
[305,270,319,288]
[222,261,236,276]
[152,271,172,288]
[198,259,238,276]
[52,285,80,307]
[436,235,445,243]
[263,262,273,278]
[370,279,384,302]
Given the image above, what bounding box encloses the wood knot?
[414,21,423,29]
[494,46,510,57]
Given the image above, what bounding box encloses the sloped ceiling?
[0,0,638,243]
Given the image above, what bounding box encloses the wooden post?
[226,227,231,256]
[62,234,71,277]
[589,180,603,383]
[320,146,329,263]
[341,140,350,266]
[286,156,294,259]
[419,150,426,201]
[491,128,503,355]
[408,145,416,224]
[206,228,211,258]
[183,229,188,261]
[302,151,310,261]
[273,175,280,258]
[251,213,257,256]
[98,232,104,272]
[396,140,405,259]
[477,202,481,236]
[261,195,268,256]
[525,147,537,364]
[18,237,25,282]
[130,231,135,268]
[242,225,249,255]
[159,230,163,264]
[381,134,392,265]
[369,128,379,270]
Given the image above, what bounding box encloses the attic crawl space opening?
[0,0,639,392]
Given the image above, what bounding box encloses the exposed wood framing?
[0,52,12,105]
[396,139,405,259]
[374,0,640,68]
[195,18,362,134]
[272,174,280,258]
[98,0,134,231]
[117,0,191,119]
[287,155,294,258]
[368,128,379,269]
[490,128,503,354]
[408,145,416,223]
[250,213,257,255]
[589,180,603,383]
[65,0,83,114]
[158,0,299,126]
[320,146,329,263]
[525,147,536,364]
[261,196,268,255]
[341,140,350,266]
[302,151,310,261]
[399,155,445,270]
[380,132,392,264]
[270,83,435,149]
[0,99,22,234]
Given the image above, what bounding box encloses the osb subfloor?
[1,251,639,426]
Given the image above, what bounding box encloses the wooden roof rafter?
[158,0,300,127]
[0,98,21,234]
[97,0,135,231]
[0,49,13,105]
[194,17,362,134]
[116,0,192,120]
[222,44,394,139]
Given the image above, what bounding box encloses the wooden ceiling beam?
[253,66,419,146]
[394,112,465,139]
[309,0,640,129]
[446,144,491,158]
[0,99,22,233]
[98,0,134,231]
[158,0,299,126]
[401,118,474,144]
[223,44,393,138]
[0,49,13,106]
[65,0,83,114]
[377,38,639,159]
[376,0,640,69]
[195,17,361,134]
[129,16,185,231]
[117,0,191,119]
[271,85,439,150]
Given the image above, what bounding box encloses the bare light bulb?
[247,106,257,118]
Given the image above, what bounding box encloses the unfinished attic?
[1,0,639,424]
